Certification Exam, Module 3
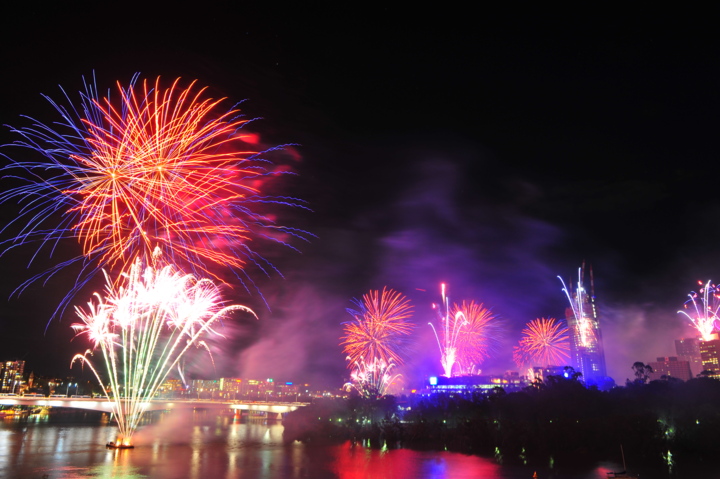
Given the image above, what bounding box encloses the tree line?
[284,374,720,468]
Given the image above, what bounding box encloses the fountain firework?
[512,318,570,368]
[344,357,400,397]
[678,280,720,341]
[72,255,254,446]
[429,283,466,377]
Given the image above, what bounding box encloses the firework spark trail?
[678,280,720,341]
[344,356,400,397]
[559,270,595,348]
[72,256,254,445]
[341,287,414,367]
[1,75,310,302]
[513,318,570,368]
[450,300,497,375]
[428,283,468,377]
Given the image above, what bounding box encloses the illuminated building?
[274,382,301,401]
[219,378,243,399]
[238,378,277,400]
[699,335,720,377]
[191,379,220,399]
[675,338,703,377]
[562,265,608,383]
[427,374,526,394]
[156,379,185,398]
[647,357,693,382]
[0,360,25,394]
[530,366,566,383]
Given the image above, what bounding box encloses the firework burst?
[678,280,720,341]
[72,256,254,446]
[513,317,570,367]
[450,300,497,375]
[341,287,414,367]
[1,75,309,301]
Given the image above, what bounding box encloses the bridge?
[0,397,307,416]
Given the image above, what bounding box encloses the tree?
[631,361,653,384]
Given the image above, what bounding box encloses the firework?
[341,287,414,367]
[72,256,253,446]
[1,75,308,297]
[344,357,400,397]
[428,284,465,377]
[513,318,570,367]
[559,270,596,348]
[450,300,497,375]
[3,76,305,448]
[678,280,720,341]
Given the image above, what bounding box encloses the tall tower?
[560,265,607,382]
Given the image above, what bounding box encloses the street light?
[66,382,77,396]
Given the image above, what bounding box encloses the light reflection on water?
[1,413,711,479]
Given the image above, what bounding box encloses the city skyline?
[1,6,718,388]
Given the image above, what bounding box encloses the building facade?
[427,373,526,394]
[0,360,25,394]
[675,337,703,377]
[699,336,720,377]
[647,356,693,382]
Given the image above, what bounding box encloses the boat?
[607,472,638,479]
[607,445,638,478]
[0,408,29,418]
[106,441,135,449]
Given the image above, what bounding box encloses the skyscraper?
[699,335,720,377]
[0,360,25,394]
[560,265,607,382]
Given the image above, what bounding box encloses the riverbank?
[284,377,720,471]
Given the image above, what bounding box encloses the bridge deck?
[0,397,307,413]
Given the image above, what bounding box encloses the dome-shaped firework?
[1,75,309,298]
[513,317,570,368]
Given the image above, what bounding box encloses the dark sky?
[1,5,718,387]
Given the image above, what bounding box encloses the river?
[0,411,714,478]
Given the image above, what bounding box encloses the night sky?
[1,5,719,387]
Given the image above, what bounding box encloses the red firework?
[3,76,307,281]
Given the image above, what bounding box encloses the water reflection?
[2,414,716,479]
[328,445,501,479]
